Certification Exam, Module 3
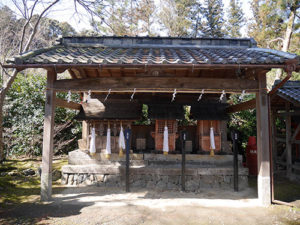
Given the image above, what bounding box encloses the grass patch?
[0,156,67,207]
[274,175,300,203]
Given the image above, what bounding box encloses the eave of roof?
[273,80,300,106]
[5,36,300,68]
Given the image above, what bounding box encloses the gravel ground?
[0,186,299,225]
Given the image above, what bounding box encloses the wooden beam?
[285,102,292,178]
[55,97,81,110]
[291,123,300,141]
[227,71,293,113]
[68,69,77,79]
[226,99,256,113]
[52,77,259,92]
[41,69,56,201]
[276,111,300,116]
[256,73,271,206]
[275,137,286,143]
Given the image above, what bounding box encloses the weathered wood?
[226,99,256,113]
[285,102,292,178]
[232,131,239,192]
[81,93,89,146]
[227,71,292,113]
[125,128,131,192]
[276,110,300,116]
[275,137,286,143]
[55,97,81,110]
[271,111,277,171]
[181,131,186,192]
[53,77,259,92]
[41,69,56,201]
[292,140,300,144]
[291,123,300,141]
[256,74,271,206]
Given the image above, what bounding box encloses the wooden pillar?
[82,92,89,149]
[256,74,271,206]
[285,103,292,178]
[271,110,277,172]
[41,69,56,201]
[181,131,186,191]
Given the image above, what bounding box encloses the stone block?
[168,175,179,185]
[68,174,74,185]
[95,174,104,182]
[132,178,146,188]
[156,175,168,189]
[239,176,248,189]
[78,139,87,150]
[78,175,84,184]
[73,174,78,185]
[146,180,156,189]
[61,173,68,185]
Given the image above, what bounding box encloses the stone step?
[62,164,248,176]
[68,150,242,167]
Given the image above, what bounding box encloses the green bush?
[228,94,257,150]
[3,73,81,156]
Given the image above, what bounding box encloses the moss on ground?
[274,177,300,204]
[0,156,67,207]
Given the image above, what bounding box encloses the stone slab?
[68,150,243,167]
[62,165,248,176]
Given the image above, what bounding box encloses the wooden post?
[271,110,277,172]
[181,130,186,192]
[285,103,292,178]
[82,92,89,149]
[125,128,131,192]
[232,131,239,192]
[41,69,56,201]
[256,74,271,206]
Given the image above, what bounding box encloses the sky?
[1,0,253,37]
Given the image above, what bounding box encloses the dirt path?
[1,186,299,225]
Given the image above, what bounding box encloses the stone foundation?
[62,150,249,191]
[62,165,248,191]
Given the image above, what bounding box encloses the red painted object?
[246,136,258,176]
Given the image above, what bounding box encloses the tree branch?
[267,37,284,48]
[22,0,61,53]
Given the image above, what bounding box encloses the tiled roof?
[75,99,142,120]
[7,36,299,65]
[190,103,228,120]
[276,80,300,104]
[148,103,185,119]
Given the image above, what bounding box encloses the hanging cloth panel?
[106,128,111,155]
[119,126,126,150]
[89,127,96,155]
[210,127,216,150]
[163,126,169,153]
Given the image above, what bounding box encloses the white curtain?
[89,127,96,155]
[106,127,111,155]
[210,127,216,150]
[119,126,126,150]
[163,126,169,153]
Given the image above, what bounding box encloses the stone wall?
[62,165,248,191]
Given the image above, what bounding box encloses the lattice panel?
[157,120,177,134]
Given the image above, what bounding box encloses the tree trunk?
[275,1,298,80]
[0,102,3,162]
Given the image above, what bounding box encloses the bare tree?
[0,0,104,162]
